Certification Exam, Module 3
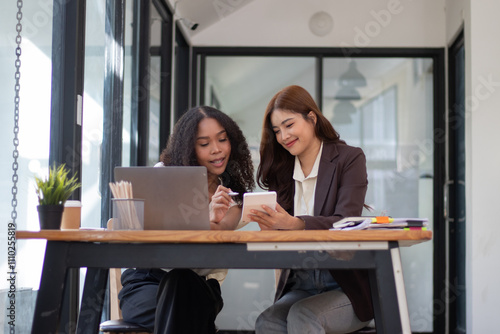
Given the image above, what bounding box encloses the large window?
[1,1,54,332]
[82,0,107,230]
[1,1,177,330]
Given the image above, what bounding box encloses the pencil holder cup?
[111,199,145,230]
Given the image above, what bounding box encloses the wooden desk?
[17,229,431,334]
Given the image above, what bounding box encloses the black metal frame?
[315,55,324,110]
[159,16,173,155]
[49,0,87,330]
[432,48,447,334]
[101,0,126,227]
[132,0,188,162]
[192,46,447,334]
[131,0,151,166]
[49,0,86,197]
[151,0,173,157]
[174,24,190,121]
[31,240,406,334]
[447,30,466,334]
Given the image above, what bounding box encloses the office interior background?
[0,0,498,333]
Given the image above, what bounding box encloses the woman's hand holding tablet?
[240,191,277,223]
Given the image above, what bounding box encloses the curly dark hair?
[159,106,254,203]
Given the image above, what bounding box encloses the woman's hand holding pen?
[210,185,236,228]
[249,203,306,230]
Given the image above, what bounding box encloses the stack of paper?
[330,216,429,231]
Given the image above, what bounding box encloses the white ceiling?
[164,0,255,38]
[164,0,446,48]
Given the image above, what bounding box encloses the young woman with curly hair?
[159,105,255,229]
[250,85,373,334]
[119,106,255,334]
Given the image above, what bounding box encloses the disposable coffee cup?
[61,200,82,230]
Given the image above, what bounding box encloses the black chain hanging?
[12,1,23,224]
[8,1,23,331]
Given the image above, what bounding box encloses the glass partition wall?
[203,54,437,333]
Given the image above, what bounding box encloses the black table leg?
[76,268,109,334]
[369,244,406,334]
[59,268,80,333]
[31,242,69,334]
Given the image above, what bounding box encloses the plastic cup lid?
[64,200,82,207]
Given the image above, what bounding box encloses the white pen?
[228,192,239,196]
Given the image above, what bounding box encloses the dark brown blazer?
[274,141,374,322]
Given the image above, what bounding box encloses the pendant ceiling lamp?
[332,60,366,124]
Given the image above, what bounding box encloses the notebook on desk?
[114,166,210,230]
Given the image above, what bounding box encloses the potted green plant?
[35,164,81,229]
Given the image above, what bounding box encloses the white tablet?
[240,191,277,223]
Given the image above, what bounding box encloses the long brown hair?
[257,85,343,211]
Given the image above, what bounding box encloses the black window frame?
[49,0,87,329]
[447,30,466,334]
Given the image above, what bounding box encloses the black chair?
[99,319,151,334]
[351,327,377,333]
[98,266,152,334]
[99,220,152,334]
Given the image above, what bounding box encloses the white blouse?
[293,142,323,217]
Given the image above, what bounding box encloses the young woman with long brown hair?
[250,85,373,333]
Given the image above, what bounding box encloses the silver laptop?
[114,166,210,230]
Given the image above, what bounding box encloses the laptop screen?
[114,166,210,230]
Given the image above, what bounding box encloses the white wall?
[464,1,500,333]
[192,0,446,47]
[445,0,465,45]
[446,0,500,332]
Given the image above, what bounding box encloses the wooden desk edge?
[16,229,432,247]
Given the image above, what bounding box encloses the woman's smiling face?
[195,117,231,177]
[270,108,317,158]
